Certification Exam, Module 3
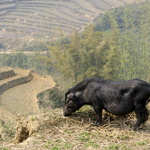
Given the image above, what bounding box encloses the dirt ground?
[0,67,55,131]
[0,106,150,150]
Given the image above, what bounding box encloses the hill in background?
[0,0,144,51]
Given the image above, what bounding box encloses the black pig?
[63,78,150,130]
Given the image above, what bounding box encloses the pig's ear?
[67,93,75,99]
[75,92,81,97]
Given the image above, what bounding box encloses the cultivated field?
[0,0,144,51]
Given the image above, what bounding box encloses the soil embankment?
[0,67,55,128]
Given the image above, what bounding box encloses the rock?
[13,116,39,143]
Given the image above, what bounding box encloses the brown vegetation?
[2,106,150,150]
[0,67,55,142]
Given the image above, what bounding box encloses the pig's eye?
[67,108,72,113]
[68,108,71,112]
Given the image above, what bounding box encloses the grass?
[1,105,149,150]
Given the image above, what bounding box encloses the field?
[0,0,144,51]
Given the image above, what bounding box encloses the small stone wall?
[0,67,33,94]
[0,67,16,80]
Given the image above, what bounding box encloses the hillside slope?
[0,67,55,129]
[0,0,145,51]
[0,0,141,39]
[1,107,150,150]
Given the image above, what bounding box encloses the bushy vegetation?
[49,1,150,85]
[0,52,51,75]
[37,86,64,109]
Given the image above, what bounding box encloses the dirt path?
[0,70,55,127]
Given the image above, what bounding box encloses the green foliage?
[137,140,149,146]
[37,86,64,109]
[50,147,59,150]
[50,2,150,84]
[0,52,51,76]
[49,26,109,87]
[0,53,28,68]
[47,1,150,94]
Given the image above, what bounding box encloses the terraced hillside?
[0,67,55,129]
[0,0,144,51]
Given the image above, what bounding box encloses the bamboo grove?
[49,1,150,88]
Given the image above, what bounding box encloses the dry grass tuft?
[1,105,150,150]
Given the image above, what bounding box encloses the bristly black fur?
[63,78,150,131]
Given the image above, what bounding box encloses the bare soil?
[0,67,55,140]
